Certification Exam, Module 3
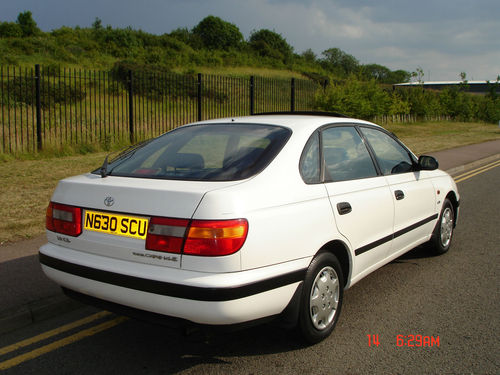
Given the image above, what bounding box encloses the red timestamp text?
[366,334,440,347]
[396,334,440,347]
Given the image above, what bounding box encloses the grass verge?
[384,121,500,155]
[0,121,499,245]
[0,152,106,244]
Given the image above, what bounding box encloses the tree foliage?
[321,48,359,76]
[0,11,412,84]
[192,16,243,50]
[249,29,293,63]
[16,11,40,37]
[315,76,500,123]
[0,22,23,38]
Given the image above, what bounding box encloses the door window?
[361,127,414,175]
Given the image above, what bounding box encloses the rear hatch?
[47,173,239,269]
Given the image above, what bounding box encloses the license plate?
[84,210,149,240]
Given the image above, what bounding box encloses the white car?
[40,113,459,343]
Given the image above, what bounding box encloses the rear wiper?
[97,139,154,178]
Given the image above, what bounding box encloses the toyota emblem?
[104,196,115,207]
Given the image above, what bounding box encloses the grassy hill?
[0,12,410,84]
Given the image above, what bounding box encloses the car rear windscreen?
[97,123,291,181]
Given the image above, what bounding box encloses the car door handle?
[395,190,405,200]
[337,202,352,215]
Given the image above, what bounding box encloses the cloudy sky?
[1,0,499,81]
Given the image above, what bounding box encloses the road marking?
[454,160,500,183]
[0,316,128,371]
[0,311,111,357]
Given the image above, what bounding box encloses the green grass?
[0,120,499,246]
[0,152,106,245]
[190,66,308,79]
[384,121,500,155]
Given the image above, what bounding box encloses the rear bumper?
[39,243,309,325]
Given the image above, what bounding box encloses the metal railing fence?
[0,65,320,154]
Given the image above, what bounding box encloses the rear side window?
[299,132,320,184]
[100,124,291,181]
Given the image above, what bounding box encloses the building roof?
[394,81,496,86]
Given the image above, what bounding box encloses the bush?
[315,77,500,123]
[315,77,391,119]
[0,22,23,38]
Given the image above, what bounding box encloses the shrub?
[0,22,23,38]
[315,77,391,119]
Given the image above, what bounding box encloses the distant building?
[393,81,500,95]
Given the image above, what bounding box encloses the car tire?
[428,198,455,255]
[298,252,344,344]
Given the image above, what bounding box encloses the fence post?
[128,70,134,143]
[290,78,295,112]
[250,76,255,115]
[35,64,42,151]
[197,73,202,121]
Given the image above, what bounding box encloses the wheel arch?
[445,191,459,227]
[316,240,352,288]
[278,239,352,329]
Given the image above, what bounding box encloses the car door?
[360,127,437,257]
[320,126,395,280]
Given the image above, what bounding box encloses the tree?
[459,71,469,91]
[361,64,391,82]
[388,70,411,84]
[412,67,424,83]
[249,29,293,63]
[321,48,359,76]
[16,11,40,37]
[192,16,243,50]
[361,65,411,84]
[92,17,103,31]
[301,48,317,64]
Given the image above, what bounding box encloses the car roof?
[190,114,382,135]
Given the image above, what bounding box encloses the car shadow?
[391,244,439,263]
[102,317,310,374]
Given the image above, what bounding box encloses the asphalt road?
[1,165,499,375]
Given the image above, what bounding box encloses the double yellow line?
[454,159,500,183]
[0,311,127,371]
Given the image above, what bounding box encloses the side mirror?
[417,155,439,171]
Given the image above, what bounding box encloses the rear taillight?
[145,217,189,253]
[184,219,248,256]
[46,202,82,237]
[145,217,248,257]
